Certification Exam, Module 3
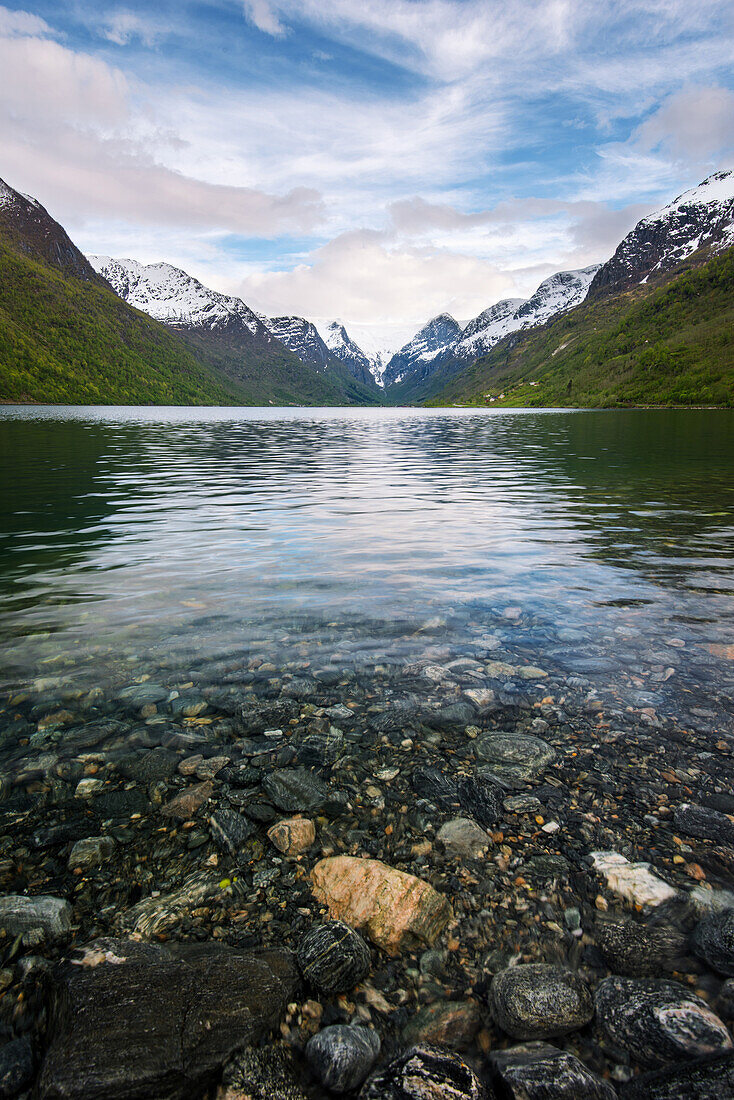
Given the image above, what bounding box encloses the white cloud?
[0,5,53,38]
[243,0,288,37]
[101,11,166,48]
[634,86,734,160]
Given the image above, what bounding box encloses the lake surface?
[2,406,734,722]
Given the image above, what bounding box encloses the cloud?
[243,0,288,37]
[101,11,167,48]
[634,86,734,160]
[0,5,53,38]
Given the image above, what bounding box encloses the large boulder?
[37,939,299,1100]
[311,857,451,955]
[489,1042,617,1099]
[595,976,732,1068]
[490,964,594,1040]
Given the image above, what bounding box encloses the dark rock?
[295,728,345,767]
[424,702,476,729]
[0,895,72,939]
[220,1046,309,1099]
[0,1037,33,1098]
[674,804,734,845]
[522,853,570,881]
[68,836,117,872]
[457,775,504,828]
[619,1051,734,1099]
[92,787,149,819]
[218,764,261,788]
[116,684,169,711]
[411,766,460,811]
[306,1025,380,1092]
[297,921,371,994]
[116,748,180,784]
[490,964,594,1040]
[209,807,255,856]
[596,920,687,977]
[474,732,555,787]
[262,769,328,813]
[489,1041,617,1099]
[595,976,733,1068]
[693,909,734,977]
[359,1044,487,1099]
[37,940,299,1100]
[402,1001,482,1050]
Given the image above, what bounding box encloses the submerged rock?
[262,769,328,813]
[437,818,491,858]
[402,1001,482,1050]
[0,1037,34,1098]
[68,835,117,872]
[267,817,316,856]
[218,1046,309,1100]
[591,852,677,908]
[474,732,555,787]
[359,1044,487,1099]
[595,919,686,977]
[306,1025,380,1093]
[310,856,452,955]
[37,940,299,1100]
[297,921,371,994]
[209,807,255,856]
[457,775,504,828]
[674,804,734,845]
[119,871,219,937]
[595,976,733,1067]
[489,1042,617,1099]
[490,964,594,1040]
[692,909,734,976]
[0,895,72,939]
[619,1051,734,1099]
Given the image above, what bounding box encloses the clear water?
[2,405,734,717]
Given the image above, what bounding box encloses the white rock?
[591,851,677,907]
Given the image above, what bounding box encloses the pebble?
[489,1041,617,1099]
[306,1025,380,1093]
[474,732,556,786]
[692,909,734,976]
[490,964,594,1040]
[437,818,491,858]
[359,1044,486,1099]
[0,895,72,939]
[297,921,371,994]
[267,817,316,856]
[68,836,117,872]
[262,769,328,813]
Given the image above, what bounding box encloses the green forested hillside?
[0,238,247,405]
[429,247,734,408]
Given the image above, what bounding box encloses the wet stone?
[295,728,345,766]
[92,787,149,820]
[219,1045,309,1100]
[116,748,180,784]
[692,909,734,977]
[68,836,117,872]
[474,732,556,787]
[674,804,734,844]
[0,1037,33,1099]
[161,781,214,820]
[594,976,733,1068]
[402,1001,482,1051]
[437,818,491,858]
[411,766,460,811]
[595,919,687,977]
[490,964,594,1040]
[489,1042,617,1100]
[359,1044,487,1100]
[457,774,504,827]
[262,769,329,813]
[619,1051,734,1099]
[267,817,316,855]
[209,807,255,856]
[503,793,543,814]
[116,684,169,711]
[522,853,570,881]
[306,1025,380,1093]
[297,921,371,994]
[0,895,72,939]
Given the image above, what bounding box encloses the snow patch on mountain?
[382,313,462,389]
[88,256,267,337]
[265,316,334,372]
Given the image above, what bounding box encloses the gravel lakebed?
[1,604,734,1098]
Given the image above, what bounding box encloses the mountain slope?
[321,321,378,388]
[429,243,734,408]
[0,180,246,405]
[91,257,381,405]
[589,170,734,298]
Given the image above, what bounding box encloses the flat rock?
[262,769,328,813]
[402,1001,482,1050]
[311,856,452,955]
[117,683,169,710]
[457,775,504,828]
[490,1042,617,1099]
[595,976,733,1068]
[37,940,299,1100]
[674,804,734,845]
[119,871,219,937]
[297,921,371,994]
[619,1051,734,1099]
[591,851,677,908]
[0,894,72,939]
[693,909,734,976]
[474,732,555,787]
[161,781,213,820]
[596,919,686,977]
[490,964,594,1040]
[267,817,316,856]
[359,1044,487,1099]
[437,818,491,858]
[306,1025,380,1092]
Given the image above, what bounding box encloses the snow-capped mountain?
[1,177,104,284]
[590,169,734,297]
[265,316,337,373]
[88,256,272,341]
[382,313,462,389]
[514,266,601,328]
[454,298,528,362]
[320,321,376,387]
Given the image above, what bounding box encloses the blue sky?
[1,0,733,328]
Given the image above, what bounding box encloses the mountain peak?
[0,177,104,284]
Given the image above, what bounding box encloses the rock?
[411,766,460,811]
[619,1051,734,1099]
[504,794,543,814]
[595,976,733,1068]
[402,1001,482,1050]
[489,1042,617,1099]
[37,940,299,1100]
[68,836,116,872]
[310,856,452,955]
[297,921,371,993]
[209,808,255,856]
[267,817,316,856]
[117,683,169,710]
[360,1044,486,1099]
[306,1025,380,1092]
[161,781,214,820]
[117,748,180,783]
[457,775,504,827]
[218,1045,309,1100]
[674,804,734,844]
[74,778,104,799]
[474,732,555,787]
[596,919,686,977]
[262,769,328,813]
[692,909,734,976]
[0,1037,33,1098]
[591,851,677,907]
[0,895,72,939]
[424,702,476,729]
[490,964,594,1040]
[463,688,496,714]
[119,871,219,937]
[437,818,491,858]
[295,729,345,766]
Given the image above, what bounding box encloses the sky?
[2,0,733,331]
